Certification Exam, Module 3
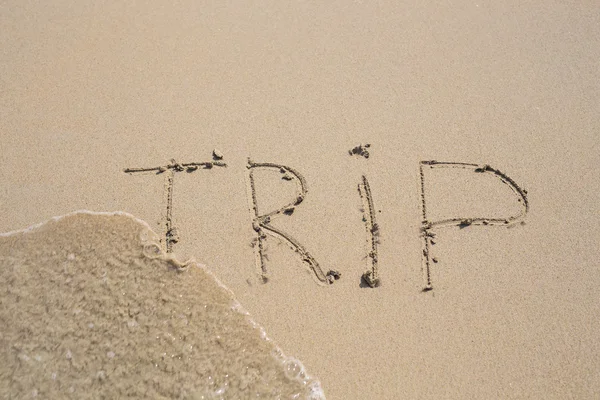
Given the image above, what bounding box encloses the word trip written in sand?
[125,146,529,292]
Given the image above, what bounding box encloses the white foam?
[0,210,155,238]
[193,260,326,399]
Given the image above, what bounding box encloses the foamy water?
[0,211,324,399]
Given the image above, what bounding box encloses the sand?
[1,1,599,398]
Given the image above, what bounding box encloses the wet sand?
[0,212,323,399]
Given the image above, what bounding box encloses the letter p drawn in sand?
[419,161,529,292]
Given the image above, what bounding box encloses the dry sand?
[1,1,599,398]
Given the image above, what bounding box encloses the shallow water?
[0,211,324,399]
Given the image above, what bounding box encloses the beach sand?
[1,1,599,398]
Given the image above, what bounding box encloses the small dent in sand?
[142,243,162,259]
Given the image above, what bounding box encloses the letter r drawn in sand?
[246,159,333,285]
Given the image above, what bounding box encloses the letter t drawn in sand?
[246,159,332,285]
[124,158,227,253]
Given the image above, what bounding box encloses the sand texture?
[1,1,599,398]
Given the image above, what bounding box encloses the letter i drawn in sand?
[358,175,381,287]
[246,159,336,285]
[124,155,227,253]
[350,143,381,288]
[419,160,529,292]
